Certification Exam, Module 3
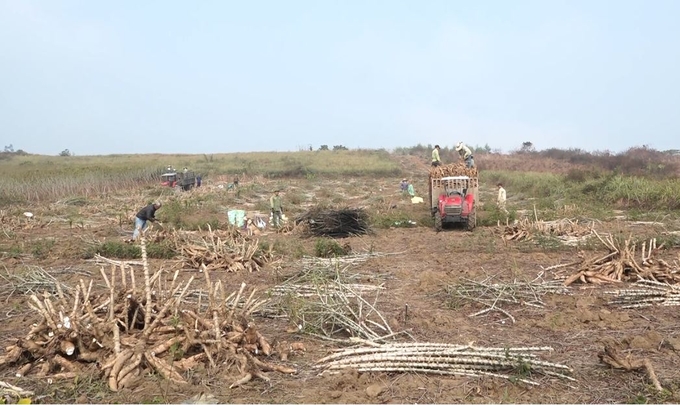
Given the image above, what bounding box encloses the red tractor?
[160,167,196,191]
[429,175,478,232]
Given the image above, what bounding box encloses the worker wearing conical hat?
[455,142,475,168]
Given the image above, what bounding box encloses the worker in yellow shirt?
[431,145,441,167]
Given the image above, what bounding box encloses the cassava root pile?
[167,225,273,272]
[554,231,680,286]
[315,340,574,386]
[606,278,680,308]
[501,218,594,243]
[428,162,478,179]
[0,237,294,391]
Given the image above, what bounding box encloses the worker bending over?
[455,142,475,168]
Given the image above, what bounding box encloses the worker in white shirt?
[497,183,508,214]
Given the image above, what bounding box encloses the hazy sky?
[1,0,678,155]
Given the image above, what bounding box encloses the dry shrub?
[477,146,680,178]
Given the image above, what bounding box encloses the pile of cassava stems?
[167,226,273,272]
[553,231,680,286]
[0,237,294,391]
[315,341,574,386]
[295,207,371,238]
[502,218,593,242]
[445,275,569,324]
[267,261,396,342]
[606,278,680,308]
[428,162,478,179]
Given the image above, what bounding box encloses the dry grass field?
[0,147,679,404]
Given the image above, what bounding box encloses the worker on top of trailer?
[455,142,475,168]
[431,145,442,167]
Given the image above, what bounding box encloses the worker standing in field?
[270,190,284,228]
[132,202,162,240]
[455,142,475,168]
[431,145,442,167]
[497,183,508,215]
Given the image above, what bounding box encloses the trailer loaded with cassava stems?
[428,163,478,231]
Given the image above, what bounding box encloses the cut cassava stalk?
[141,237,153,330]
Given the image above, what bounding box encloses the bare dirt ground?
[1,164,680,404]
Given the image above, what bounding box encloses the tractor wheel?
[434,212,443,232]
[466,210,476,231]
